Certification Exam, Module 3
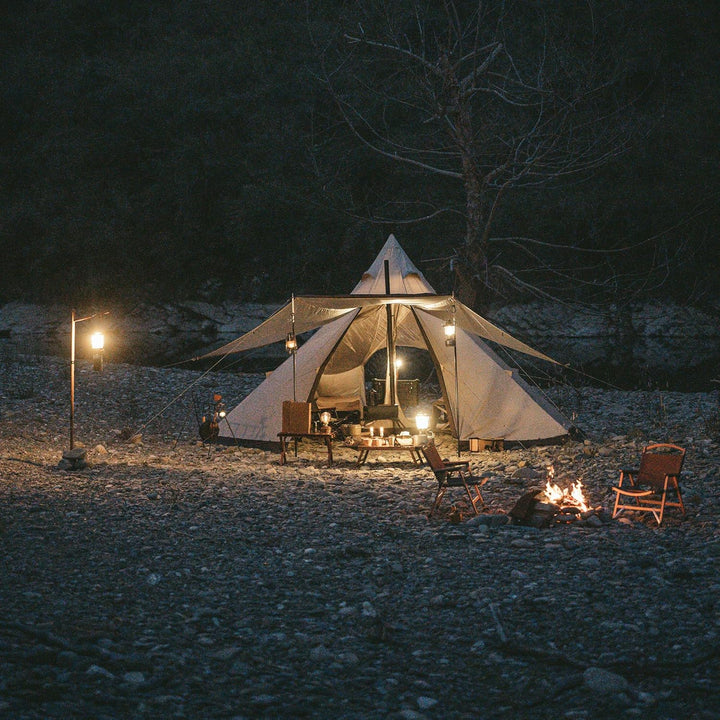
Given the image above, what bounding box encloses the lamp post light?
[70,310,108,450]
[91,331,105,371]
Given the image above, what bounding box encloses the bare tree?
[315,0,633,310]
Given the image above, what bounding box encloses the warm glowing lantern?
[415,412,430,431]
[443,319,456,346]
[90,332,104,350]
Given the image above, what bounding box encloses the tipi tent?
[206,235,570,444]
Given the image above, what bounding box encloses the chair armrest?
[442,459,470,469]
[617,469,637,487]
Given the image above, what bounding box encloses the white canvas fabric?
[215,235,570,444]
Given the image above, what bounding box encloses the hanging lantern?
[285,333,298,354]
[443,319,456,347]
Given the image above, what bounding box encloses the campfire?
[509,466,601,527]
[542,466,590,521]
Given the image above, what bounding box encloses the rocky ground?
[0,354,719,719]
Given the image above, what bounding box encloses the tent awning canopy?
[200,293,558,365]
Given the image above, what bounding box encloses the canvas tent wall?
[205,235,570,444]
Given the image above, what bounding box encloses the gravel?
[1,355,719,719]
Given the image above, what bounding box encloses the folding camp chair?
[363,403,405,433]
[422,443,488,518]
[612,443,686,525]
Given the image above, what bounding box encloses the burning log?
[544,477,589,514]
[508,492,558,528]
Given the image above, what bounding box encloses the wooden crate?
[282,401,312,434]
[469,437,504,452]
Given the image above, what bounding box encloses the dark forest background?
[1,0,718,311]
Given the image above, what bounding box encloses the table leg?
[324,436,334,465]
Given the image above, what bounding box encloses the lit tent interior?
[203,235,571,445]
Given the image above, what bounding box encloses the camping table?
[278,432,334,466]
[354,443,424,466]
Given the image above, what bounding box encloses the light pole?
[70,310,107,450]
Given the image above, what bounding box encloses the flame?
[544,470,589,513]
[544,479,565,505]
[569,479,589,513]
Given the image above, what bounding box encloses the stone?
[122,671,146,684]
[60,447,88,470]
[583,666,630,694]
[417,696,438,710]
[465,513,509,527]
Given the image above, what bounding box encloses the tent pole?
[384,260,397,406]
[452,299,460,457]
[454,333,460,457]
[291,294,296,401]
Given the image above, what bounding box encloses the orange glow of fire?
[544,466,589,513]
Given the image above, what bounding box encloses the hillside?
[1,1,719,306]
